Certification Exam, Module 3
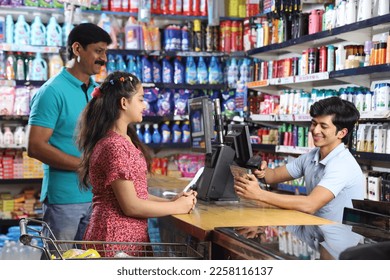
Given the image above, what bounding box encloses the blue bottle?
[197,56,208,84]
[106,54,116,74]
[185,56,197,85]
[174,57,184,84]
[152,124,161,144]
[143,124,152,144]
[116,55,127,72]
[126,55,137,76]
[152,58,161,83]
[182,121,190,143]
[136,124,143,142]
[142,56,152,83]
[172,121,182,143]
[161,121,171,143]
[162,58,173,83]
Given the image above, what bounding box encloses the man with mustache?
[27,23,112,247]
[234,97,364,223]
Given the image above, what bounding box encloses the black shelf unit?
[352,152,390,162]
[0,178,42,185]
[147,143,191,150]
[252,144,276,153]
[248,13,390,59]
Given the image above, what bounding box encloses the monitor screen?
[224,124,253,167]
[188,96,215,154]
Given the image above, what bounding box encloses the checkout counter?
[149,175,390,260]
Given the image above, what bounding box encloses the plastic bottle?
[5,15,14,44]
[15,52,25,80]
[25,52,34,81]
[162,57,173,83]
[106,54,116,74]
[227,58,238,88]
[126,55,137,76]
[124,16,141,50]
[0,50,6,79]
[5,52,16,80]
[197,56,208,84]
[0,127,3,146]
[0,16,5,43]
[335,44,346,71]
[208,56,219,84]
[174,57,185,84]
[152,123,161,144]
[172,121,182,143]
[185,56,197,85]
[62,23,74,47]
[14,15,30,45]
[46,16,62,46]
[142,56,153,83]
[152,58,161,83]
[161,121,171,143]
[143,124,152,144]
[136,124,144,142]
[3,127,14,146]
[116,54,127,72]
[30,15,46,46]
[48,53,63,78]
[30,52,48,81]
[181,120,190,143]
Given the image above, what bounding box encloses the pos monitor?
[188,96,255,202]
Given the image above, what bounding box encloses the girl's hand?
[175,191,197,214]
[171,190,196,201]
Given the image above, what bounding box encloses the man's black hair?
[67,23,112,60]
[309,96,360,145]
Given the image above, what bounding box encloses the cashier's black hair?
[67,23,112,60]
[309,96,360,145]
[76,71,152,191]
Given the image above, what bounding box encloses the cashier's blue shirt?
[286,143,364,222]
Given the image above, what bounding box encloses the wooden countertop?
[164,200,333,240]
[149,174,334,241]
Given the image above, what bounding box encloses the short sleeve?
[286,152,309,179]
[99,141,135,187]
[28,85,61,129]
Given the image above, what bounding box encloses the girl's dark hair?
[77,71,152,191]
[309,96,360,144]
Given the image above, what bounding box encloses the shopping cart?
[19,218,203,260]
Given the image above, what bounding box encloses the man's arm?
[27,125,80,171]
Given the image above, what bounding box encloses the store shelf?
[0,43,60,53]
[277,183,308,195]
[360,110,390,120]
[352,151,390,162]
[0,115,29,121]
[0,178,42,185]
[247,14,390,60]
[250,114,311,123]
[251,144,276,153]
[275,145,313,155]
[151,83,226,90]
[247,64,390,93]
[142,115,189,122]
[147,143,191,150]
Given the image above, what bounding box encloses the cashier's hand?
[174,190,197,214]
[252,160,267,180]
[234,174,263,200]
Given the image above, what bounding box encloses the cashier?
[234,97,364,223]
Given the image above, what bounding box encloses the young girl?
[76,71,197,256]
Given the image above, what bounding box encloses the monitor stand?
[195,144,239,202]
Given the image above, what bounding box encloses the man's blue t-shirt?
[286,143,364,222]
[29,67,96,204]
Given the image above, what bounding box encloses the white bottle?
[3,127,14,146]
[0,127,3,146]
[14,126,25,146]
[357,0,372,21]
[335,44,346,70]
[346,0,357,24]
